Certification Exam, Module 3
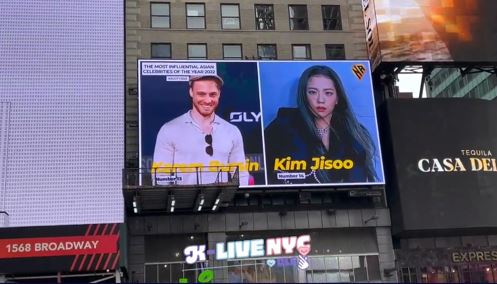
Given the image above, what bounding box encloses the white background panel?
[0,1,124,227]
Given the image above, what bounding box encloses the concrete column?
[208,232,227,283]
[376,227,398,282]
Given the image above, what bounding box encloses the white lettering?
[235,241,251,258]
[184,245,206,264]
[281,237,297,254]
[250,239,265,257]
[266,238,281,256]
[216,243,228,260]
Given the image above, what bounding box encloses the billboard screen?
[386,99,497,233]
[139,60,384,188]
[365,0,497,63]
[0,1,123,228]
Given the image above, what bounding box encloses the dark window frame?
[150,42,172,59]
[187,43,208,59]
[222,44,243,60]
[288,5,309,30]
[254,4,275,30]
[325,44,346,60]
[150,2,171,28]
[186,3,206,29]
[257,44,277,60]
[321,5,342,30]
[220,3,241,29]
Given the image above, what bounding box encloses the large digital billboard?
[0,0,123,228]
[139,60,384,188]
[363,0,497,65]
[385,99,497,233]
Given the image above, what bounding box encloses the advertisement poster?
[386,99,497,232]
[368,0,497,63]
[139,60,384,188]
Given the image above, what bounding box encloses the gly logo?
[229,112,261,123]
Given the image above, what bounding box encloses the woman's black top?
[264,108,373,184]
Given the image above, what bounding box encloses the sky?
[397,73,425,98]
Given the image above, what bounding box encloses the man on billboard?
[152,75,249,186]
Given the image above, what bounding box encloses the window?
[288,5,308,30]
[257,44,277,60]
[150,3,170,28]
[221,4,240,29]
[322,5,342,30]
[325,44,345,60]
[292,44,311,60]
[223,44,242,60]
[187,44,207,59]
[151,43,171,58]
[186,3,205,29]
[254,4,275,30]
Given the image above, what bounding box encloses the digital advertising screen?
[0,0,123,229]
[385,99,497,233]
[363,0,497,65]
[139,60,385,188]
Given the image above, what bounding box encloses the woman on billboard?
[264,65,377,184]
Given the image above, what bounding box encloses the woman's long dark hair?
[296,65,377,182]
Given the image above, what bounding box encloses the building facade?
[426,68,497,100]
[125,0,396,283]
[126,0,370,165]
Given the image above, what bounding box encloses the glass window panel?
[152,3,170,15]
[284,265,297,283]
[158,264,170,282]
[187,4,204,16]
[289,6,306,18]
[293,45,310,59]
[255,4,274,30]
[257,44,276,60]
[311,271,325,282]
[222,18,240,29]
[306,271,313,282]
[310,257,326,270]
[188,44,206,59]
[271,265,285,283]
[223,45,242,59]
[322,5,342,30]
[325,256,339,269]
[187,17,205,29]
[366,255,381,281]
[289,5,308,30]
[339,256,353,270]
[352,256,368,282]
[151,17,170,28]
[256,260,276,283]
[325,44,345,60]
[241,261,257,283]
[183,263,197,284]
[151,43,171,58]
[145,264,158,283]
[170,263,184,283]
[326,272,341,282]
[339,256,354,282]
[228,262,243,283]
[221,5,239,17]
